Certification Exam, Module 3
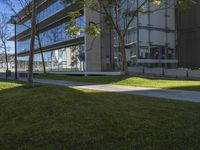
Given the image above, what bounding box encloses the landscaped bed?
[0,79,200,149]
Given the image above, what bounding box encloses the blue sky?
[0,1,13,15]
[0,2,8,13]
[1,1,30,53]
[0,1,19,53]
[0,0,21,14]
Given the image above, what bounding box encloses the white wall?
[138,0,175,49]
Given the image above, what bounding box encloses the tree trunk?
[4,43,9,79]
[120,39,129,75]
[27,0,36,88]
[3,43,9,72]
[36,33,46,74]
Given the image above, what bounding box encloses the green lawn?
[0,79,21,90]
[35,74,200,91]
[0,79,200,150]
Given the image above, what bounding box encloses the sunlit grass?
[0,80,200,149]
[35,74,200,91]
[0,79,22,90]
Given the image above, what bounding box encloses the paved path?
[1,75,200,102]
[18,78,200,103]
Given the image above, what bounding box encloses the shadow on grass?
[0,82,200,149]
[34,74,129,84]
[35,73,200,82]
[168,85,200,91]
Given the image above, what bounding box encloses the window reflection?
[17,44,85,72]
[37,0,65,22]
[17,16,85,53]
[16,0,67,35]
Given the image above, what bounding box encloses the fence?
[129,67,200,79]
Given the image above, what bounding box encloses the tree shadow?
[166,85,200,92]
[34,74,200,92]
[0,81,200,149]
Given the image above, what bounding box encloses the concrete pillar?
[85,7,102,72]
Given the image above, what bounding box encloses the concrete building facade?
[8,0,182,74]
[114,1,177,69]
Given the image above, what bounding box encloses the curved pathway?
[28,78,200,103]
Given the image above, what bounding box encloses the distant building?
[177,4,200,69]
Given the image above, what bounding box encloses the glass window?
[37,0,65,23]
[17,15,85,53]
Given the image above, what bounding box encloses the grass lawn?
[0,79,200,150]
[35,74,200,91]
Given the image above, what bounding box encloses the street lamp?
[11,15,18,80]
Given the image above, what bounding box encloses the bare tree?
[27,0,36,88]
[0,13,11,78]
[1,0,47,87]
[3,0,37,87]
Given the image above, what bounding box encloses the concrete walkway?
[18,78,200,103]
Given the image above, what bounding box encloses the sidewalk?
[18,78,200,103]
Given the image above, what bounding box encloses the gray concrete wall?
[144,68,163,76]
[85,7,102,72]
[0,72,5,78]
[164,69,187,78]
[100,14,114,71]
[188,70,200,79]
[128,67,144,74]
[129,67,200,79]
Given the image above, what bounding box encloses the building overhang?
[9,5,84,41]
[7,0,53,24]
[17,36,84,57]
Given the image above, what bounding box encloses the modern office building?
[114,1,177,68]
[177,3,200,69]
[9,0,178,73]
